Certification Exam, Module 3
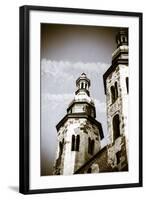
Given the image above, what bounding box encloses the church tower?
[103,29,129,171]
[54,73,104,175]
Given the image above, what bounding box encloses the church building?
[53,29,129,175]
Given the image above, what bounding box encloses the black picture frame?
[19,5,143,194]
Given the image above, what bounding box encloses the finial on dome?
[81,72,86,77]
[75,73,91,96]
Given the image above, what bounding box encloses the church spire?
[116,29,128,48]
[75,72,91,96]
[67,73,96,118]
[54,73,103,175]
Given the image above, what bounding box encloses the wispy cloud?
[41,93,74,112]
[42,93,106,115]
[94,99,106,113]
[41,59,109,77]
[46,93,74,101]
[41,59,109,95]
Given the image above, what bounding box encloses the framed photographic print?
[19,5,143,194]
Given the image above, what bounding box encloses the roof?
[74,146,109,174]
[56,113,104,140]
[103,53,128,94]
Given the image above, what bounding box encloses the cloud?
[41,93,74,112]
[41,59,110,95]
[42,93,106,115]
[41,59,109,78]
[46,93,74,102]
[41,58,107,114]
[41,59,72,78]
[94,99,106,113]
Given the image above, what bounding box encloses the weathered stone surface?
[54,117,101,175]
[74,147,114,174]
[104,32,129,172]
[107,136,128,171]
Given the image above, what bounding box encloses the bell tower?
[103,29,129,171]
[68,72,96,118]
[54,73,104,175]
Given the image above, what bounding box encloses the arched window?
[122,36,126,43]
[71,135,80,151]
[76,135,80,151]
[81,82,84,89]
[59,142,63,154]
[115,82,118,99]
[116,151,121,165]
[87,168,92,173]
[126,77,129,93]
[113,114,120,140]
[110,82,118,104]
[88,137,91,154]
[91,140,95,155]
[85,83,87,89]
[88,137,94,155]
[71,135,75,151]
[110,86,116,103]
[59,138,64,156]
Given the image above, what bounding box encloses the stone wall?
[74,135,128,174]
[54,117,101,175]
[105,64,128,146]
[105,63,129,169]
[74,147,113,174]
[107,135,128,171]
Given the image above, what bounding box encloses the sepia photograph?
[19,6,142,194]
[40,24,129,176]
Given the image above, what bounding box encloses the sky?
[40,23,121,175]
